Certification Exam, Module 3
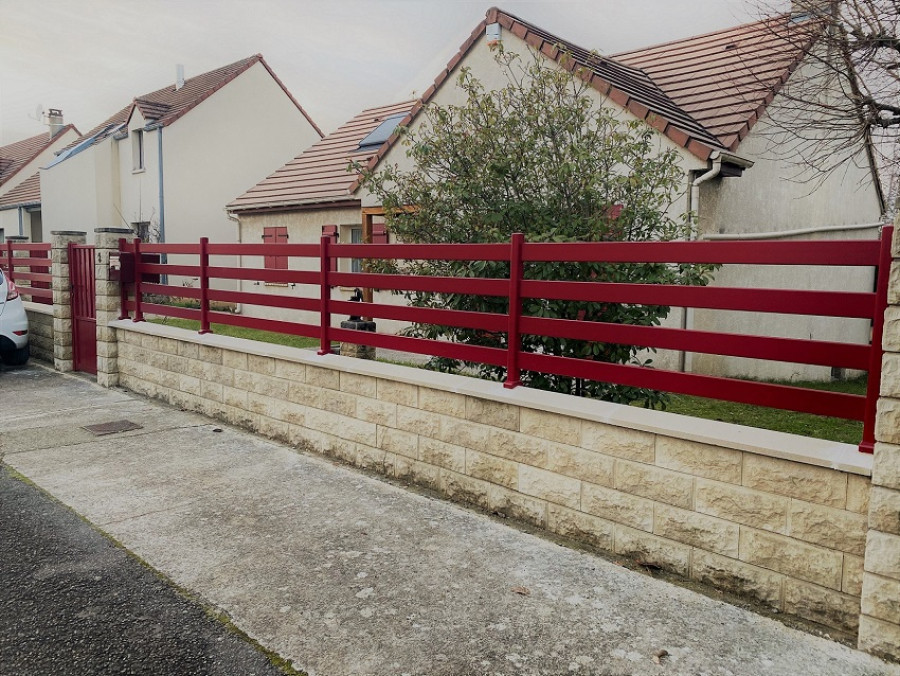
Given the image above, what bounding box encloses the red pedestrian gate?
[70,244,96,374]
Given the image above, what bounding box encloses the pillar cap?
[50,231,87,236]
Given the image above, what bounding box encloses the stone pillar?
[50,231,86,372]
[859,222,900,659]
[94,228,132,388]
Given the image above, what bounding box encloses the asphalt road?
[0,464,287,676]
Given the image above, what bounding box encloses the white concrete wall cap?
[110,319,872,477]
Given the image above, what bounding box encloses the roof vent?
[175,64,185,91]
[486,22,501,46]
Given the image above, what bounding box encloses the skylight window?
[356,113,407,152]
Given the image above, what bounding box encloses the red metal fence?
[1,241,52,304]
[119,227,894,454]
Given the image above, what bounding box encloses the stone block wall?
[111,319,872,634]
[859,224,900,659]
[22,303,53,362]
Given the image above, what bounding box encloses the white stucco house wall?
[41,55,323,255]
[227,7,885,381]
[0,116,80,242]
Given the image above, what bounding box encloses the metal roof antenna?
[175,64,185,91]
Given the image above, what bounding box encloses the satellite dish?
[28,104,44,122]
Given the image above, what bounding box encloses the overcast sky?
[0,0,784,145]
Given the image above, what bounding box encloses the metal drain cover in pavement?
[82,420,144,436]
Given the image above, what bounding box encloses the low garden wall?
[111,318,872,634]
[23,302,53,363]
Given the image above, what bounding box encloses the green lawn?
[659,378,866,444]
[149,317,320,350]
[148,317,865,444]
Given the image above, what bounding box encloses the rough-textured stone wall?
[49,231,86,372]
[859,225,900,659]
[112,322,870,634]
[22,304,53,362]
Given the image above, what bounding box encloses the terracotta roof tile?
[614,14,813,151]
[0,127,76,187]
[367,8,728,168]
[0,172,40,209]
[228,100,415,212]
[63,55,322,157]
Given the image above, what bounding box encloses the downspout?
[690,151,722,231]
[155,125,166,243]
[17,206,24,237]
[680,151,723,373]
[226,209,243,314]
[145,122,167,283]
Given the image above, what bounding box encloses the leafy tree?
[362,48,714,406]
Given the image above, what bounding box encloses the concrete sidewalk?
[2,363,898,676]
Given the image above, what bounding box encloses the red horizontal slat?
[520,352,867,420]
[331,327,507,367]
[521,280,875,318]
[330,299,508,332]
[207,266,320,285]
[9,243,51,252]
[208,289,319,313]
[332,271,509,296]
[519,316,871,369]
[206,311,319,339]
[139,243,200,255]
[207,243,320,257]
[142,264,201,277]
[11,272,52,283]
[135,303,201,321]
[522,238,882,266]
[11,257,52,267]
[333,242,511,261]
[20,287,52,300]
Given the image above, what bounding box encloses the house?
[612,13,884,379]
[41,55,323,255]
[226,100,415,330]
[0,112,80,242]
[228,7,884,380]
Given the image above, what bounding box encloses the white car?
[0,267,30,365]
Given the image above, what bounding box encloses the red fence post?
[133,238,145,322]
[199,237,211,334]
[860,224,894,453]
[505,232,525,389]
[318,233,332,355]
[118,238,129,320]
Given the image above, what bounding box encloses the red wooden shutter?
[263,227,288,269]
[371,223,388,244]
[322,225,338,272]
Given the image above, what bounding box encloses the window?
[350,227,363,273]
[345,223,387,273]
[262,226,288,269]
[356,114,406,152]
[132,130,144,171]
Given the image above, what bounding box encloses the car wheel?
[1,344,30,366]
